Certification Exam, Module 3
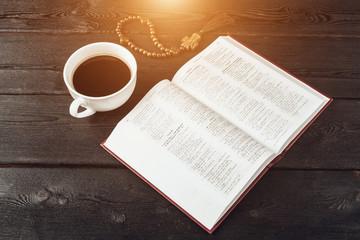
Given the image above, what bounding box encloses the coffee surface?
[73,55,131,97]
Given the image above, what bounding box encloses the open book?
[102,36,332,233]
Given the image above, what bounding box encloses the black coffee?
[73,55,131,97]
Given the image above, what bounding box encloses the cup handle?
[69,98,96,118]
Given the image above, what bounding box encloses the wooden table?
[1,0,359,239]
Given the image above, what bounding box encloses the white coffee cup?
[63,42,137,118]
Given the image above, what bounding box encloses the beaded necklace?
[115,13,234,58]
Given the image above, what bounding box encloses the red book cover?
[101,36,332,233]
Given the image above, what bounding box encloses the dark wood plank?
[0,168,359,239]
[0,94,133,166]
[278,99,360,169]
[0,0,358,239]
[0,96,358,169]
[0,34,359,98]
[1,0,359,36]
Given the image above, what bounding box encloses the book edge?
[209,164,271,233]
[226,34,333,164]
[226,35,333,100]
[100,140,214,234]
[101,35,333,233]
[274,97,333,162]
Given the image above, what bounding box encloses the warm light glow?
[146,0,197,11]
[156,0,184,5]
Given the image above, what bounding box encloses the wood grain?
[0,168,359,239]
[1,0,359,36]
[0,34,359,98]
[0,0,359,238]
[0,96,358,169]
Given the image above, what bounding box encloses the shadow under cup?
[63,42,137,118]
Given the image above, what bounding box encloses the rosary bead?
[171,46,179,52]
[116,16,187,58]
[122,36,129,42]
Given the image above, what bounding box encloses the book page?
[104,80,274,230]
[172,36,329,153]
